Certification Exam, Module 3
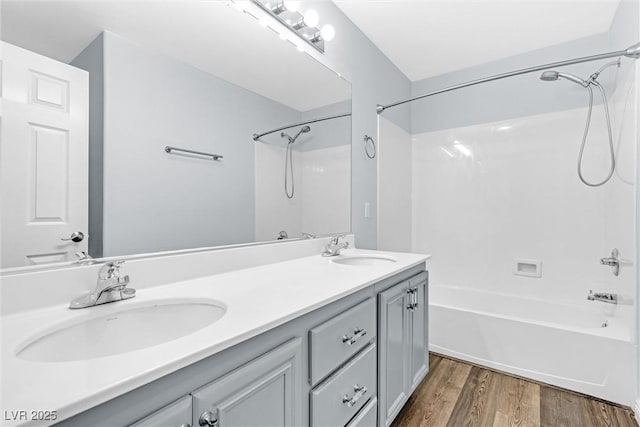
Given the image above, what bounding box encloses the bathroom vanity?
[0,242,429,427]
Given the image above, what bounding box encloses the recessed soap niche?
[514,259,542,278]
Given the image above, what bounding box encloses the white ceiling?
[1,0,350,112]
[334,0,621,81]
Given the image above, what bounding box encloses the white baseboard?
[634,398,640,424]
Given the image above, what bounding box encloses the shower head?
[540,70,587,86]
[540,71,559,81]
[290,125,311,143]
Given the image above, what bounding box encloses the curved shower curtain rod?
[376,42,640,114]
[253,112,352,141]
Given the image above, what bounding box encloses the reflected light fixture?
[250,0,335,53]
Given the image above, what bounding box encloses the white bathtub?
[429,284,634,405]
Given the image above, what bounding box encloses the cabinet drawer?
[311,343,376,427]
[309,298,375,384]
[128,396,191,427]
[347,397,377,427]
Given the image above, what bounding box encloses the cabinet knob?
[199,411,219,427]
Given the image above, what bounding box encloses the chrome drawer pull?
[342,384,368,407]
[199,411,219,427]
[342,327,367,345]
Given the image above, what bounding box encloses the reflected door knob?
[61,231,85,242]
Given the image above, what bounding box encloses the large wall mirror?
[0,1,352,269]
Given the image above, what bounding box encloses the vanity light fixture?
[249,0,335,53]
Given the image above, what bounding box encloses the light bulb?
[303,9,319,27]
[320,24,335,41]
[284,0,300,12]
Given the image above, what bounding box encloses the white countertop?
[1,248,429,426]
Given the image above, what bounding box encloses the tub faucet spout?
[587,290,617,304]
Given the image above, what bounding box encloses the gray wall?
[76,31,308,257]
[298,1,412,249]
[71,34,104,258]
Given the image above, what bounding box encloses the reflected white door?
[1,42,88,268]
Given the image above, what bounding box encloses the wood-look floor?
[392,353,637,427]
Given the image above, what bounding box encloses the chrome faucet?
[322,235,349,257]
[587,290,617,305]
[69,260,136,309]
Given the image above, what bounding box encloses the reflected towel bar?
[164,146,223,160]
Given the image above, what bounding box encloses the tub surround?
[0,236,429,425]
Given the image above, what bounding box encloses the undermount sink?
[332,255,397,266]
[16,299,226,362]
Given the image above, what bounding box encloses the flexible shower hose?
[577,81,615,187]
[285,141,294,199]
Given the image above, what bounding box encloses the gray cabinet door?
[409,276,428,392]
[378,281,410,427]
[191,338,302,427]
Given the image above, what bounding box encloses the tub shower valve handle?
[342,384,367,407]
[600,248,620,276]
[342,327,367,345]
